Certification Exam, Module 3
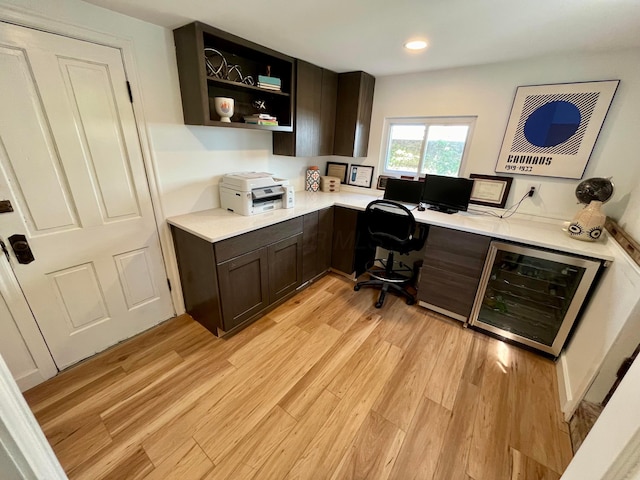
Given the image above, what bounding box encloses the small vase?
[565,200,605,242]
[214,97,234,122]
[305,166,320,192]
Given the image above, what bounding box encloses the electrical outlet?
[526,183,541,197]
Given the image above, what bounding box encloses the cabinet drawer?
[423,226,491,276]
[215,217,303,263]
[418,265,481,318]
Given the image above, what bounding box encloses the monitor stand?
[427,205,458,215]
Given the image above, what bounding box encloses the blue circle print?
[524,100,581,147]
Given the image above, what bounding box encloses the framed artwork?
[376,175,395,190]
[495,80,619,179]
[325,161,349,184]
[469,174,513,208]
[348,165,374,188]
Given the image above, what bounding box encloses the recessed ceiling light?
[404,40,428,51]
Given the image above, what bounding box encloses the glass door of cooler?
[469,241,601,356]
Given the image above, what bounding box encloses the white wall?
[362,50,640,222]
[561,355,640,480]
[556,241,640,418]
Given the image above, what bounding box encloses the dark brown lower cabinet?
[303,207,334,283]
[268,234,303,303]
[173,214,325,336]
[331,206,374,277]
[217,247,270,331]
[417,225,491,321]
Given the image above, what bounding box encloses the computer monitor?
[421,174,474,214]
[383,178,423,205]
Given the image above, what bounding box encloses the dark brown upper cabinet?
[273,60,338,157]
[333,71,375,157]
[173,22,295,132]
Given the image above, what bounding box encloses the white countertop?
[167,191,615,261]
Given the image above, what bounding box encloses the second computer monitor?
[421,174,474,214]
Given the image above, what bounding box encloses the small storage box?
[320,176,341,192]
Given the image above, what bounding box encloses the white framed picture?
[348,165,374,188]
[495,80,619,179]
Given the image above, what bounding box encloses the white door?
[0,22,174,369]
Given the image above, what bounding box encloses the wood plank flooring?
[24,273,573,479]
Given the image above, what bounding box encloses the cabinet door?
[273,60,337,157]
[417,226,491,321]
[317,207,334,272]
[268,234,303,303]
[333,71,375,157]
[319,69,338,155]
[217,248,269,331]
[331,206,374,276]
[302,211,319,283]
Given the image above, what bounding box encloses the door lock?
[8,234,35,264]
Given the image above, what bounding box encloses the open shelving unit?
[173,22,295,131]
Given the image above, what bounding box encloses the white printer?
[220,172,295,215]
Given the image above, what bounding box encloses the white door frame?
[0,354,67,479]
[0,4,184,317]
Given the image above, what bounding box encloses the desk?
[168,191,614,262]
[167,191,614,337]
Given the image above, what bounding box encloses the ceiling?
[84,0,640,77]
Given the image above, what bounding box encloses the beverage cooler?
[469,241,602,356]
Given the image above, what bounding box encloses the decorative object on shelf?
[325,161,349,184]
[348,165,375,188]
[469,174,513,208]
[214,97,234,122]
[376,175,395,190]
[305,166,321,192]
[204,48,227,78]
[203,48,254,85]
[252,99,267,110]
[495,80,619,179]
[565,177,614,242]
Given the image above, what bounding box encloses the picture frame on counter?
[348,165,375,188]
[376,175,395,190]
[469,174,513,208]
[325,161,349,184]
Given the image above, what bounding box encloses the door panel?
[0,22,174,369]
[59,58,141,221]
[0,45,80,233]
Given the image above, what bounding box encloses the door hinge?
[0,240,10,262]
[167,278,172,291]
[126,81,133,103]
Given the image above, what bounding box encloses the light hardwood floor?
[24,273,573,479]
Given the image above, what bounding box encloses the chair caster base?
[353,285,361,291]
[375,302,383,309]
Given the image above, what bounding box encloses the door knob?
[8,234,35,264]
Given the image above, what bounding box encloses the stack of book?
[257,75,281,91]
[244,113,278,126]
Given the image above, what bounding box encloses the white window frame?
[380,116,476,177]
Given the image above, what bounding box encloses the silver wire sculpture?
[204,48,254,85]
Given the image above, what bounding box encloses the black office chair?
[354,200,428,308]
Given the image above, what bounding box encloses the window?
[381,117,476,177]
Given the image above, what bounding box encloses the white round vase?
[214,97,234,122]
